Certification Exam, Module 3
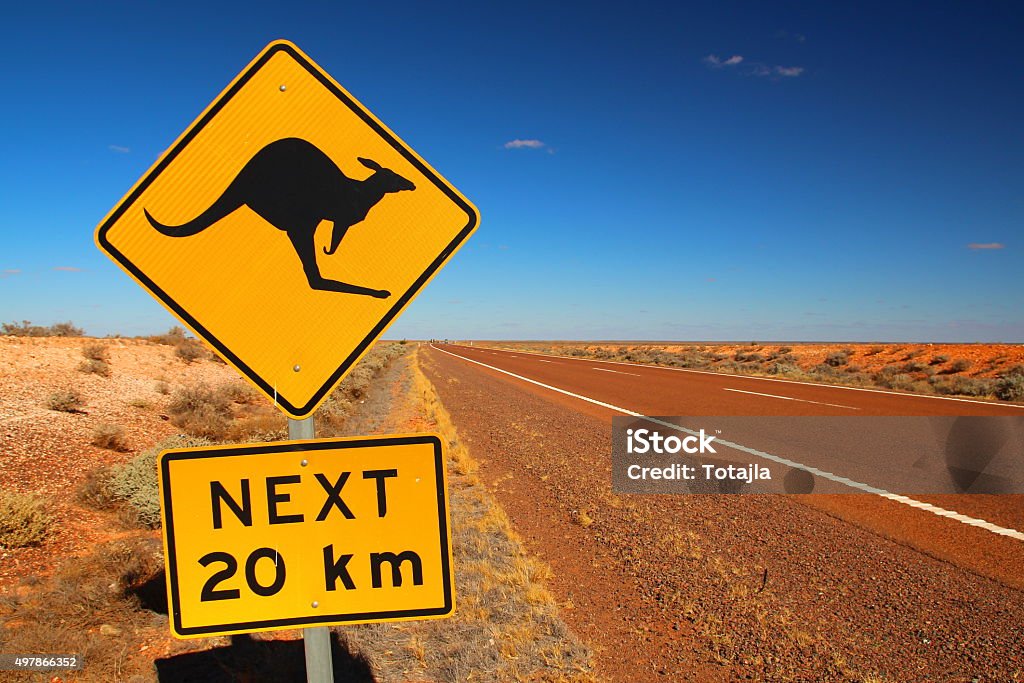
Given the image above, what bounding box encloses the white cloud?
[773,66,804,77]
[703,54,743,68]
[53,266,83,272]
[1,268,21,279]
[705,55,803,78]
[108,144,131,153]
[504,139,546,150]
[968,242,1005,250]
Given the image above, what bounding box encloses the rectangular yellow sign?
[158,435,454,638]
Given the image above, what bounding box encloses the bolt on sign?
[158,435,454,637]
[95,40,478,418]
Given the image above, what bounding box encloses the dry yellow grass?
[336,348,597,683]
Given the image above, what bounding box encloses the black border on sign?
[160,435,452,636]
[97,42,478,417]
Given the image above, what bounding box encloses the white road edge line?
[594,367,642,376]
[724,387,860,410]
[432,344,1024,542]
[456,345,1024,410]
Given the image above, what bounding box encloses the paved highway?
[429,342,1024,547]
[420,343,1024,680]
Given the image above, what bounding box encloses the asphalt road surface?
[422,343,1024,681]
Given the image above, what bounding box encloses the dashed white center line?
[723,387,860,410]
[537,359,556,363]
[593,367,642,376]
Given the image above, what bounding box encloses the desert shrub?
[874,370,916,391]
[77,466,115,509]
[733,351,765,363]
[155,380,170,395]
[108,435,213,527]
[777,346,793,354]
[215,382,260,405]
[91,423,129,451]
[679,353,711,369]
[930,354,950,366]
[944,358,972,374]
[0,492,50,548]
[168,384,229,416]
[865,346,885,355]
[995,369,1024,401]
[77,358,111,377]
[167,384,232,439]
[81,343,110,361]
[147,326,187,345]
[2,320,83,337]
[901,349,922,361]
[175,341,204,363]
[824,351,849,367]
[108,455,160,528]
[46,389,84,413]
[717,360,742,373]
[645,350,677,366]
[931,376,994,397]
[769,362,801,376]
[901,361,927,373]
[227,413,288,443]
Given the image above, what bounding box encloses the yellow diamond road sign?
[96,40,478,417]
[159,434,453,638]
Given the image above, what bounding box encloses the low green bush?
[108,435,213,528]
[995,371,1024,401]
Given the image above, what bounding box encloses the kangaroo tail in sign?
[144,190,240,238]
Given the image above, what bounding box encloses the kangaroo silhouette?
[143,137,415,298]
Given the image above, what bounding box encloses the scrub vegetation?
[2,340,592,682]
[489,342,1024,402]
[0,492,51,549]
[1,320,84,337]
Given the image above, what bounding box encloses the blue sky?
[1,1,1021,341]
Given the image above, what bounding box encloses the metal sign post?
[288,416,333,683]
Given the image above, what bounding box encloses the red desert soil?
[0,336,249,591]
[1,339,596,683]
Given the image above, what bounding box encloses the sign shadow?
[154,631,375,682]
